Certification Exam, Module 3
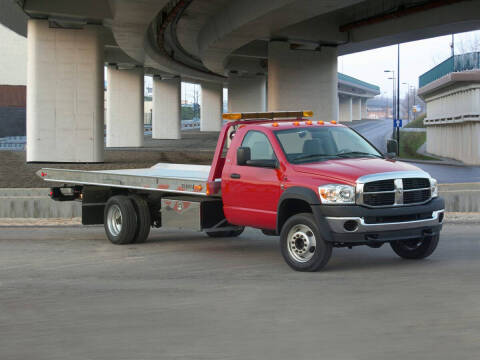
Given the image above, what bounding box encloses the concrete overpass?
[1,0,479,162]
[419,52,480,165]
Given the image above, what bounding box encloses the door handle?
[230,173,241,179]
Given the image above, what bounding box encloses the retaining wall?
[0,184,478,219]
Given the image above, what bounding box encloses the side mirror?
[386,139,398,158]
[237,147,251,165]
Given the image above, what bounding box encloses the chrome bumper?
[326,210,444,234]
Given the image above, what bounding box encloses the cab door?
[222,130,282,230]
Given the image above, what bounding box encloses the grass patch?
[398,131,437,160]
[405,114,426,128]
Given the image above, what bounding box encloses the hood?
[293,158,423,184]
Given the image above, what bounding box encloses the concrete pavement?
[1,224,480,360]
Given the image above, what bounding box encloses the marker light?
[430,178,438,198]
[272,122,279,127]
[193,185,203,192]
[330,120,337,124]
[306,120,313,125]
[317,121,324,125]
[293,121,300,126]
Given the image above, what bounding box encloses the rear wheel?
[104,196,137,245]
[206,227,245,238]
[280,213,332,272]
[129,194,151,243]
[390,235,440,259]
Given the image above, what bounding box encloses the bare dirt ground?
[0,131,217,188]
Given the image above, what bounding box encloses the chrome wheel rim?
[287,224,316,263]
[107,204,123,237]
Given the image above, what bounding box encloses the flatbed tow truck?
[38,111,444,271]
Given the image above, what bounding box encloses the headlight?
[430,178,438,198]
[318,184,355,204]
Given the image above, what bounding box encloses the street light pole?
[402,82,411,123]
[384,70,395,120]
[396,44,400,152]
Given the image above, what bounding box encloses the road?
[1,224,480,360]
[350,119,480,183]
[349,119,393,153]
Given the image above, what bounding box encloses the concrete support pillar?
[26,19,104,162]
[106,66,144,147]
[200,81,223,132]
[352,98,362,120]
[267,41,338,120]
[361,98,368,119]
[228,75,266,113]
[339,96,352,122]
[152,76,181,139]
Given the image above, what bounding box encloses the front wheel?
[390,235,440,259]
[280,213,332,272]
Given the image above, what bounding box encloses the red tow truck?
[39,111,444,271]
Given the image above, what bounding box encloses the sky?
[339,29,480,98]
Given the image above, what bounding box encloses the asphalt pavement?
[350,119,480,183]
[1,224,480,360]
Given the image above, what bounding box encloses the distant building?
[0,24,27,137]
[419,52,480,164]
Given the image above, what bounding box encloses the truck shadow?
[145,229,441,272]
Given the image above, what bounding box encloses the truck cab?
[218,113,444,271]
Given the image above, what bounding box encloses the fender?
[278,186,321,206]
[276,187,334,242]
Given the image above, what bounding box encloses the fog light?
[344,220,359,232]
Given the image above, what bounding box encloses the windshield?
[275,127,383,164]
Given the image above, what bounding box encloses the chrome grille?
[357,172,432,207]
[403,178,430,190]
[363,180,394,192]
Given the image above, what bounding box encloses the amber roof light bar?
[223,111,313,121]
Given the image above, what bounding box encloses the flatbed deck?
[37,163,213,196]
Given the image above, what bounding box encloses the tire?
[129,194,151,243]
[280,213,332,272]
[104,195,138,245]
[390,234,440,259]
[206,227,245,238]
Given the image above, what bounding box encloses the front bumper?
[313,197,445,244]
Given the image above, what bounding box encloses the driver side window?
[241,131,276,161]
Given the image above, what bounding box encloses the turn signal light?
[272,122,279,127]
[193,185,203,192]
